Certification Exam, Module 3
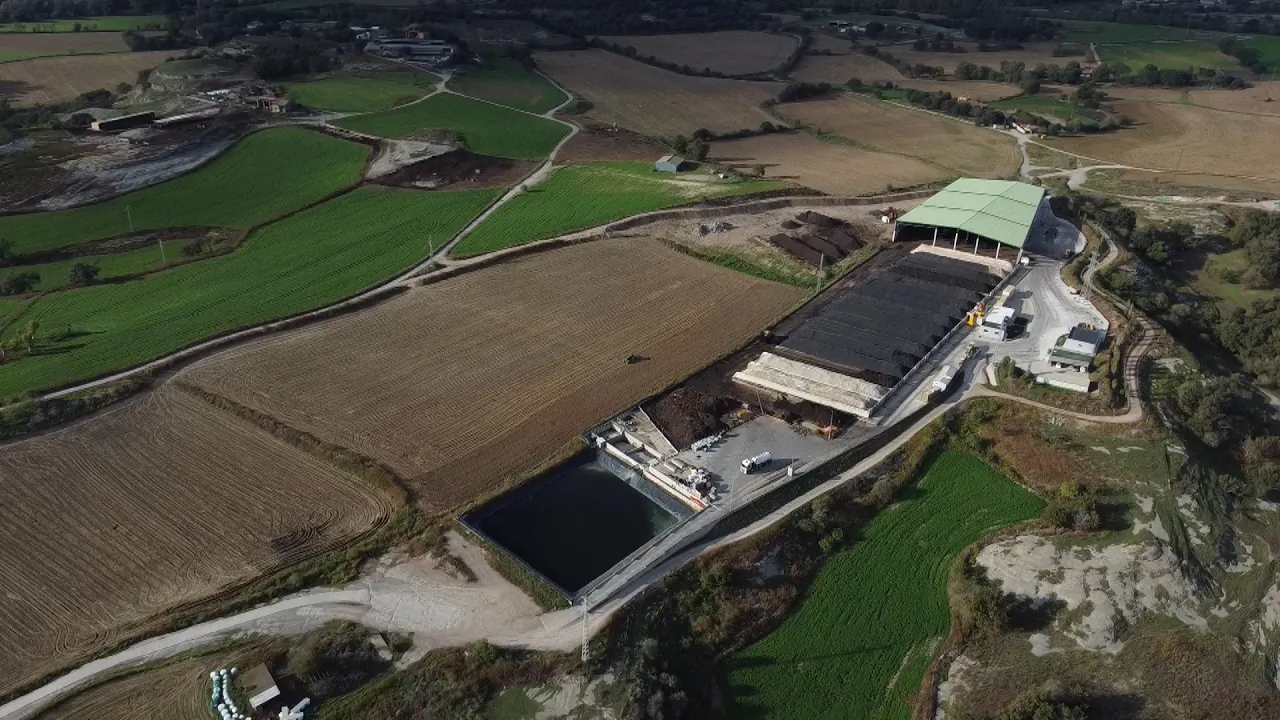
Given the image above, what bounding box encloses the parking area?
[675,415,864,508]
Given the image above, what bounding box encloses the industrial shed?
[893,179,1048,262]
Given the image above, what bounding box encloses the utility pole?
[126,205,133,232]
[158,237,166,265]
[815,253,824,295]
[580,593,590,664]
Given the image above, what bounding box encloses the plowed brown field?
[1049,101,1280,182]
[709,132,947,195]
[0,387,397,698]
[777,95,1020,177]
[0,50,172,106]
[596,31,797,75]
[789,53,1019,101]
[536,49,784,137]
[180,239,806,511]
[35,655,228,720]
[889,42,1066,73]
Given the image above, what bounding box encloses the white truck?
[741,451,772,474]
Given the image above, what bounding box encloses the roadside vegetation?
[0,186,498,397]
[286,70,437,113]
[450,162,783,258]
[0,128,369,255]
[447,56,568,114]
[334,92,569,159]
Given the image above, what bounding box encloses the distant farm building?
[247,93,291,114]
[655,154,686,173]
[1048,325,1106,372]
[89,111,155,133]
[366,38,456,62]
[893,178,1050,264]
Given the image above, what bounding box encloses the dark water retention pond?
[465,450,689,596]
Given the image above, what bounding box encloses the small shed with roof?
[654,154,686,173]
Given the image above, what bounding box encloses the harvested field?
[809,33,853,54]
[1108,83,1280,118]
[888,42,1073,73]
[0,386,398,699]
[778,95,1020,178]
[535,49,784,138]
[179,239,806,511]
[554,124,669,163]
[1049,101,1280,182]
[708,132,948,195]
[0,32,129,63]
[789,53,1019,101]
[596,31,797,76]
[33,652,253,720]
[0,50,173,106]
[371,149,537,190]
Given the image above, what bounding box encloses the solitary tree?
[0,271,39,296]
[68,262,100,286]
[671,135,689,155]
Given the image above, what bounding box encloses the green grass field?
[1242,35,1280,73]
[447,58,568,114]
[1059,20,1200,44]
[451,163,783,258]
[727,451,1044,720]
[0,128,369,255]
[989,94,1091,122]
[0,244,170,292]
[0,187,497,397]
[0,15,166,32]
[334,92,569,159]
[285,71,438,113]
[1098,41,1238,70]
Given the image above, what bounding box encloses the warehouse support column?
[1016,247,1024,265]
[973,234,980,254]
[932,227,937,245]
[892,223,898,242]
[953,230,959,250]
[995,243,1001,260]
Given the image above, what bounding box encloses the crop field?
[178,238,806,511]
[779,95,1021,178]
[0,32,129,63]
[1059,20,1202,44]
[788,53,1019,102]
[451,162,783,257]
[334,92,569,159]
[0,15,166,32]
[0,50,172,106]
[535,49,784,137]
[1108,82,1280,117]
[707,132,948,196]
[34,654,237,720]
[0,128,369,255]
[988,94,1092,122]
[1049,101,1280,183]
[1097,41,1237,70]
[596,31,798,76]
[0,186,497,397]
[0,244,169,292]
[0,385,398,699]
[728,451,1043,720]
[886,42,1068,74]
[447,57,568,113]
[1243,35,1280,73]
[285,70,437,112]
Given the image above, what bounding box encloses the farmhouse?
[655,154,686,173]
[892,178,1050,264]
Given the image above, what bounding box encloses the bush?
[1043,480,1103,531]
[285,622,390,702]
[68,262,100,286]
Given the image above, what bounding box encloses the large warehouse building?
[733,178,1044,424]
[892,178,1049,263]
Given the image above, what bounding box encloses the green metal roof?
[897,179,1046,249]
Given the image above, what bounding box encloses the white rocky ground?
[977,535,1207,655]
